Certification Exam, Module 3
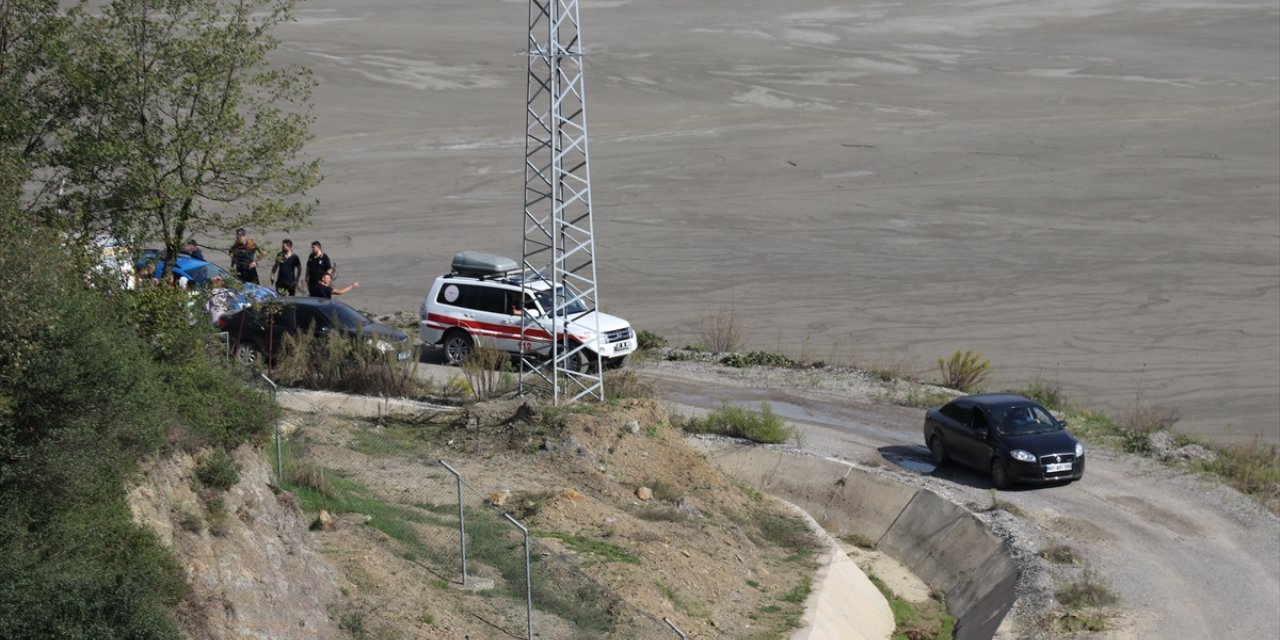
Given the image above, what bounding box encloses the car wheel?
[929,437,949,467]
[991,458,1011,490]
[442,330,473,365]
[565,342,598,373]
[234,342,261,367]
[604,353,631,370]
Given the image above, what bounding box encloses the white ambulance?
[419,252,636,368]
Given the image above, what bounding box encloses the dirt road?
[635,360,1280,638]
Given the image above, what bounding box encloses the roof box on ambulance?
[450,251,518,279]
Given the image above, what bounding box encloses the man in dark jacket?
[305,240,332,296]
[230,228,260,284]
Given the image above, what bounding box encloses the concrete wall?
[693,442,1016,640]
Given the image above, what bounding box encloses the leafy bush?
[0,228,191,638]
[721,351,795,369]
[635,329,667,351]
[124,284,207,360]
[0,224,274,637]
[683,401,792,444]
[165,359,274,450]
[195,448,241,491]
[936,350,991,392]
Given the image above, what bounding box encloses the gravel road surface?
[635,359,1280,639]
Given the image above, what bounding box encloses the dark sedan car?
[217,297,411,366]
[923,393,1084,488]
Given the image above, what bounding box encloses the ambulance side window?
[471,286,506,313]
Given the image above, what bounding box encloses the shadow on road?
[877,444,1032,491]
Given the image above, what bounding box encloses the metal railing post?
[664,617,689,639]
[260,374,281,483]
[502,513,533,640]
[438,460,467,583]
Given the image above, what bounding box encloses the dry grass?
[1196,437,1280,512]
[459,344,515,399]
[1038,543,1081,565]
[698,308,746,353]
[1055,569,1118,609]
[272,329,418,397]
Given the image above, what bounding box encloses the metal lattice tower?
[519,0,603,402]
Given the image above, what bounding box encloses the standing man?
[179,239,204,261]
[230,228,260,284]
[270,239,302,296]
[311,273,358,299]
[304,241,333,297]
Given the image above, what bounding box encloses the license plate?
[397,351,410,361]
[615,340,632,351]
[1045,462,1072,473]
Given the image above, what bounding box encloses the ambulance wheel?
[442,330,474,365]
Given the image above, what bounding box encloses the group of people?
[227,228,359,299]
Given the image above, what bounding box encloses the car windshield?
[323,302,371,331]
[991,404,1061,435]
[532,288,589,316]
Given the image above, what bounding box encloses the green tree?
[0,0,85,208]
[37,0,319,260]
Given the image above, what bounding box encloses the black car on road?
[217,297,411,366]
[923,393,1084,488]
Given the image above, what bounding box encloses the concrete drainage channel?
[691,441,1016,640]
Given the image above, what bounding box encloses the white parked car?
[420,252,636,368]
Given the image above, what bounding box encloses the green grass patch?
[535,530,640,565]
[656,581,706,618]
[682,401,793,444]
[283,468,432,555]
[867,573,956,640]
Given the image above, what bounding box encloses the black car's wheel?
[929,437,949,467]
[234,341,261,367]
[991,458,1011,490]
[442,330,473,365]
